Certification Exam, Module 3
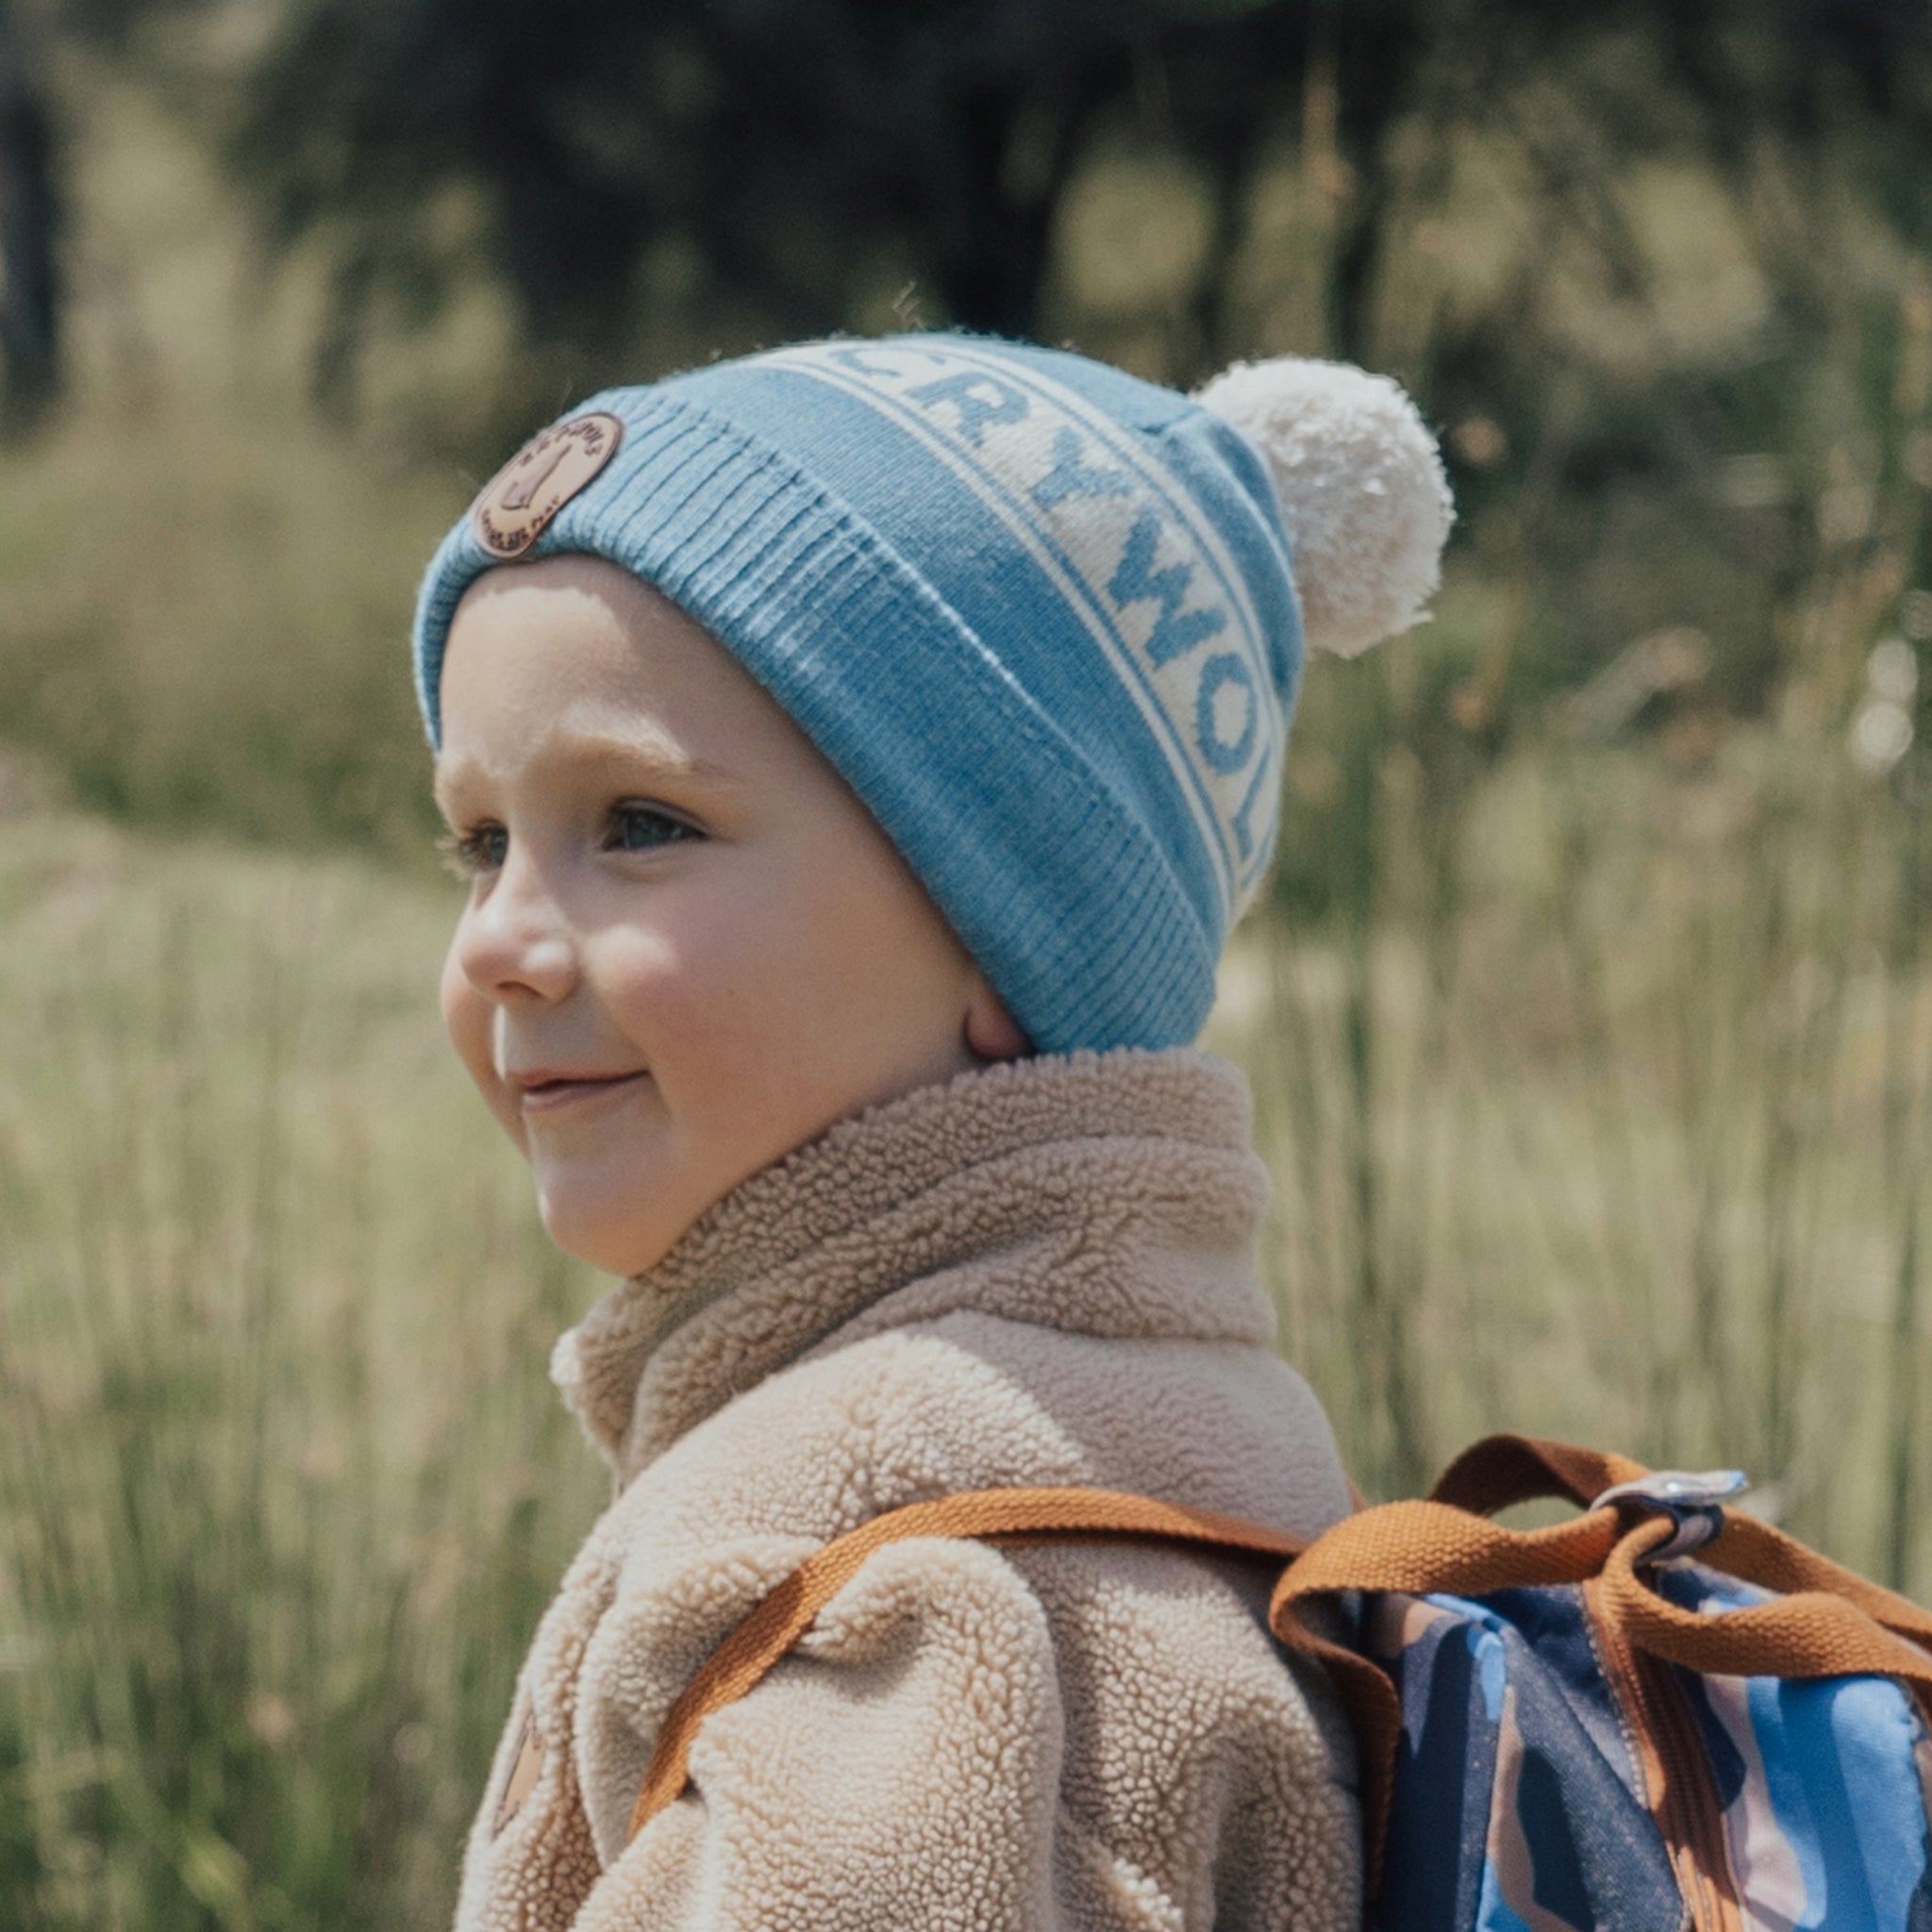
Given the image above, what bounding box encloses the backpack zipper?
[1584,1576,1743,1932]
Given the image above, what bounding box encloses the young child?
[411,332,1452,1931]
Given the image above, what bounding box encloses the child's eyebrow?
[433,730,746,818]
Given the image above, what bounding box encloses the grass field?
[2,696,1926,1925]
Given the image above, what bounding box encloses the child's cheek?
[439,939,527,1153]
[597,896,758,1058]
[596,881,815,1138]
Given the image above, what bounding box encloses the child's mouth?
[515,1070,651,1112]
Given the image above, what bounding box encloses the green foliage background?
[0,7,1929,1928]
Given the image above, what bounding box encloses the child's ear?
[963,977,1030,1061]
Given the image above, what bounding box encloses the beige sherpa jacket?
[457,1046,1361,1932]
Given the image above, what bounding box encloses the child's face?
[434,556,1022,1276]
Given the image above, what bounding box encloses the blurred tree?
[0,1,58,425]
[225,0,1263,419]
[220,0,1560,410]
[203,0,1932,416]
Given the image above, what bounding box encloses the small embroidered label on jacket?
[473,412,625,560]
[492,1707,545,1836]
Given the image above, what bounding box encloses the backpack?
[624,1434,1932,1931]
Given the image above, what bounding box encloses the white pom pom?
[1194,357,1454,658]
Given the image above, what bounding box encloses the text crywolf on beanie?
[411,332,1452,1056]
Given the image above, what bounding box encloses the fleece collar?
[550,1045,1276,1487]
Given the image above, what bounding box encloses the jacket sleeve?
[570,1537,1066,1930]
[564,1535,1359,1932]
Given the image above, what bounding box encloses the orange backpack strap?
[1420,1435,1932,1675]
[1428,1431,1652,1514]
[625,1486,1305,1845]
[1600,1508,1932,1686]
[624,1441,1932,1902]
[1265,1497,1629,1885]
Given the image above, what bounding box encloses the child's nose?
[457,859,578,1005]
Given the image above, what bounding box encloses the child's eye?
[608,802,700,853]
[437,824,508,879]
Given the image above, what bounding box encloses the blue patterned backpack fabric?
[1320,1441,1932,1932]
[1364,1571,1932,1931]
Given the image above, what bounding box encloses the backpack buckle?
[1591,1469,1749,1561]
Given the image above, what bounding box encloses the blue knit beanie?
[412,332,1451,1054]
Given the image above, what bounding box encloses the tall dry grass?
[1234,617,1931,1579]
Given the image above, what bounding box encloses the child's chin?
[534,1183,686,1278]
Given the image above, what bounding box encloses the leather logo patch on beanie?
[473,411,625,560]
